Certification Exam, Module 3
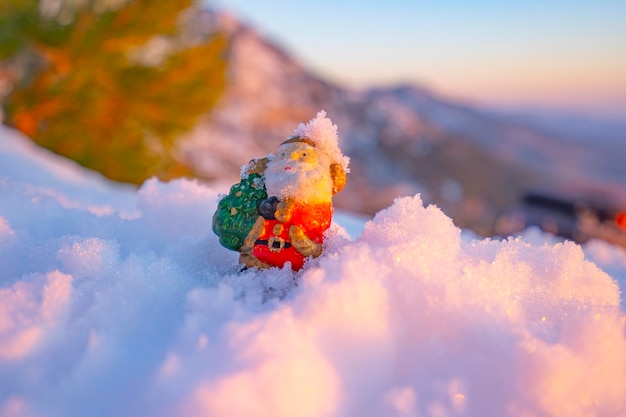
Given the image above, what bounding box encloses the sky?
[211,0,626,120]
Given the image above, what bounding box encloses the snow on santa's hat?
[281,111,350,173]
[279,111,350,194]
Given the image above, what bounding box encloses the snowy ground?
[1,125,625,417]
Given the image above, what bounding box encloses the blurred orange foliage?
[1,0,227,184]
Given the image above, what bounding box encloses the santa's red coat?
[253,201,332,270]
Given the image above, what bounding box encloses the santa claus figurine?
[212,111,349,271]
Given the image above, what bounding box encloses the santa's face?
[264,142,333,203]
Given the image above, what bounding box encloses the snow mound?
[1,167,625,416]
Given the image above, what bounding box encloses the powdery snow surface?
[1,127,626,417]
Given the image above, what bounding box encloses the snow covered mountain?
[178,10,626,241]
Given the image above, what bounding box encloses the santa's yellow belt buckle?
[256,237,291,251]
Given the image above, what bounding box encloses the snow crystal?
[1,125,626,417]
[0,217,15,239]
[0,270,72,360]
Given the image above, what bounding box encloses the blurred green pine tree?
[0,0,227,184]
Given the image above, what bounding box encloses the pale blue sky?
[212,1,626,119]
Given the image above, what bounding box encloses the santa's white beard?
[264,161,333,204]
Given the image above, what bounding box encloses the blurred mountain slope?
[178,10,626,237]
